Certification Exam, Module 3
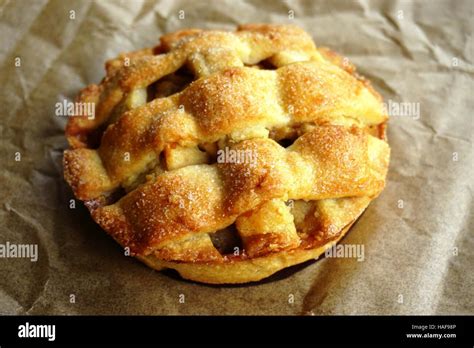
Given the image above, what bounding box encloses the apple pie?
[63,24,390,284]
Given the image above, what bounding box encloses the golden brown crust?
[63,24,390,284]
[92,127,388,256]
[138,219,358,284]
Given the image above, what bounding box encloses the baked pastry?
[63,24,390,284]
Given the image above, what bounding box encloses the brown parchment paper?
[0,0,472,315]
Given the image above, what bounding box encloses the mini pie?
[63,24,390,284]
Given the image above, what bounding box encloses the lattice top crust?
[63,24,390,270]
